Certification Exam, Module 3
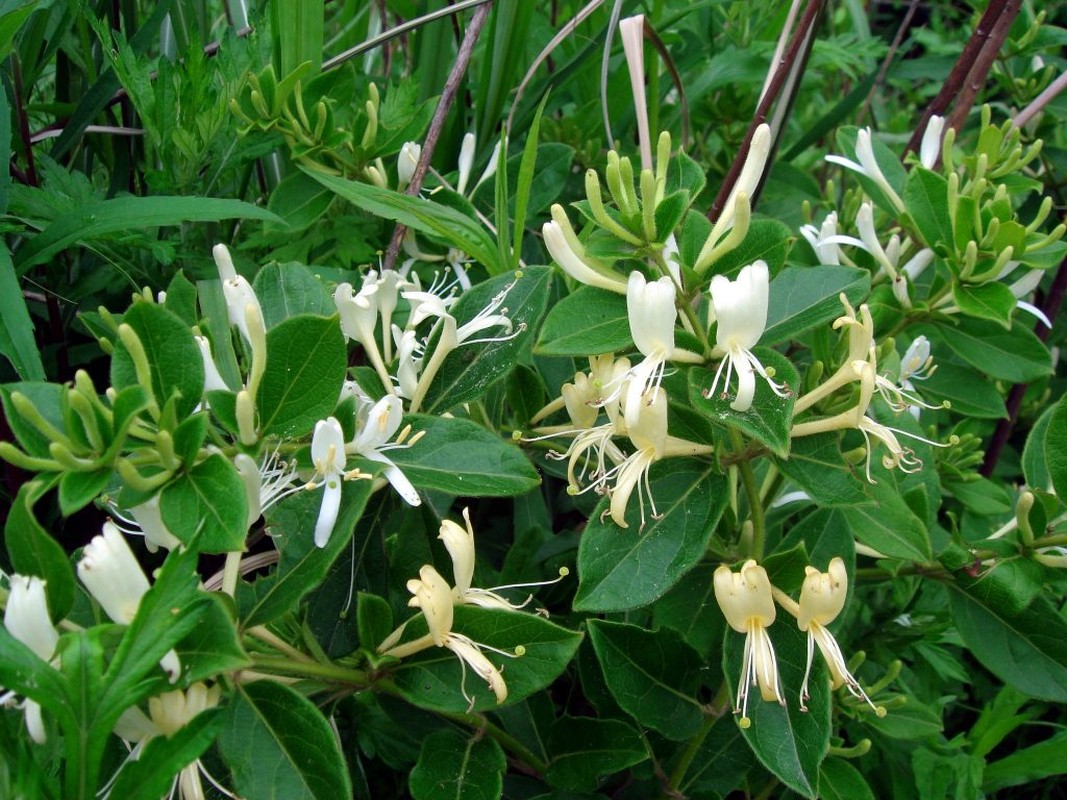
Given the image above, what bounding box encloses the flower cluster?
[714,558,885,727]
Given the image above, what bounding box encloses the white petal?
[314,479,343,548]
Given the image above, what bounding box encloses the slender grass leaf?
[0,241,44,379]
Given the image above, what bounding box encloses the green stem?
[248,654,370,686]
[731,429,766,559]
[664,683,730,797]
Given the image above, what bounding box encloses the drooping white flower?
[308,417,348,548]
[705,261,787,412]
[800,212,843,265]
[797,558,884,715]
[4,575,58,743]
[542,205,629,294]
[609,389,668,528]
[456,132,476,195]
[825,128,905,213]
[397,141,421,190]
[623,271,679,428]
[126,495,181,553]
[78,522,181,682]
[213,244,265,351]
[347,395,421,508]
[335,279,393,391]
[919,115,945,170]
[195,335,229,393]
[714,560,784,727]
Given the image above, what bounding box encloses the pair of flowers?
[713,558,884,727]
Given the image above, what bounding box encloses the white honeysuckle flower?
[660,233,683,284]
[78,523,181,682]
[3,575,58,744]
[473,139,503,194]
[919,115,945,170]
[561,373,602,430]
[705,261,787,412]
[609,389,668,528]
[392,326,422,399]
[213,244,265,350]
[308,417,349,548]
[714,560,784,727]
[347,395,421,508]
[195,336,228,393]
[1008,268,1053,327]
[335,280,394,391]
[543,205,629,294]
[899,335,934,385]
[456,132,477,195]
[234,449,301,530]
[112,683,228,800]
[855,203,898,279]
[398,141,421,189]
[385,565,513,708]
[825,128,905,213]
[126,496,181,553]
[797,559,884,715]
[619,14,652,170]
[800,212,843,265]
[438,508,567,612]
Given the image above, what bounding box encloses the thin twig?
[904,0,1007,157]
[1014,68,1067,129]
[707,0,825,222]
[944,0,1021,135]
[981,255,1067,477]
[381,2,493,271]
[857,0,921,125]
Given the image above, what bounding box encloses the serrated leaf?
[257,314,347,437]
[763,265,870,346]
[689,348,798,456]
[535,285,631,356]
[574,460,727,612]
[586,620,705,740]
[409,729,505,800]
[390,414,539,496]
[219,681,352,800]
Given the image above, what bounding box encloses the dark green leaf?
[775,433,870,507]
[0,241,45,379]
[408,729,505,800]
[931,318,1050,383]
[1046,395,1067,500]
[267,170,334,231]
[58,469,111,515]
[574,460,727,612]
[544,716,647,792]
[820,757,876,800]
[952,282,1015,328]
[920,363,1006,419]
[904,168,953,251]
[258,314,347,437]
[253,262,333,329]
[5,478,75,620]
[842,480,931,561]
[587,620,705,740]
[160,453,249,554]
[763,265,870,346]
[983,731,1067,793]
[219,681,352,800]
[708,218,793,275]
[535,285,631,356]
[652,564,724,661]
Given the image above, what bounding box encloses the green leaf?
[258,314,347,437]
[724,621,830,798]
[652,564,725,661]
[903,167,953,251]
[948,579,1067,702]
[0,382,65,457]
[919,363,1006,419]
[1022,402,1055,491]
[58,469,112,515]
[820,758,876,800]
[544,716,647,792]
[304,168,505,275]
[574,460,727,612]
[110,302,204,419]
[842,480,931,561]
[14,196,282,272]
[1046,395,1067,500]
[163,270,198,327]
[253,262,334,328]
[408,729,506,800]
[689,348,799,456]
[219,681,352,800]
[0,240,44,379]
[173,591,250,683]
[587,620,705,740]
[708,218,793,275]
[5,478,76,620]
[420,267,552,413]
[983,731,1067,793]
[240,479,372,628]
[931,317,1051,383]
[267,170,334,231]
[952,281,1016,327]
[866,696,943,740]
[775,433,870,507]
[160,454,248,554]
[390,415,540,497]
[763,265,870,346]
[389,606,582,713]
[535,285,631,356]
[109,708,224,800]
